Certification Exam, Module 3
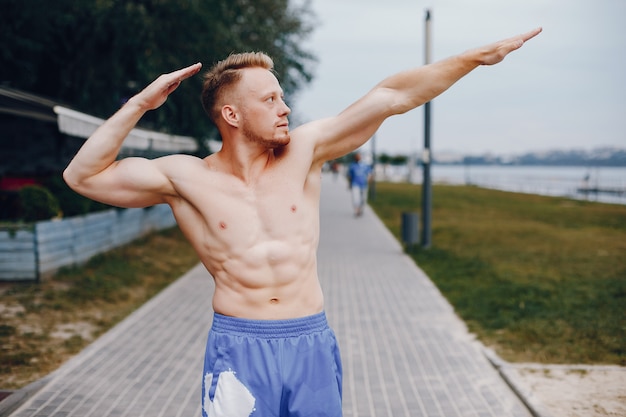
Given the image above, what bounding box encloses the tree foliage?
[0,0,316,141]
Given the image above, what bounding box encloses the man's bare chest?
[173,171,319,246]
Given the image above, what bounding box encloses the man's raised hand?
[475,27,542,66]
[132,62,203,111]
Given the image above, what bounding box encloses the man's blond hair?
[201,52,274,125]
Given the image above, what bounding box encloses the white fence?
[0,205,176,281]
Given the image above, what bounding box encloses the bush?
[19,185,61,222]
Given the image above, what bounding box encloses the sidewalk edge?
[0,376,51,417]
[482,347,555,417]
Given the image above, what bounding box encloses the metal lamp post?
[421,8,432,249]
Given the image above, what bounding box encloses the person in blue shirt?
[347,153,372,217]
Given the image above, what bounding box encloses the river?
[374,164,626,205]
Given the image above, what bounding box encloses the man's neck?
[214,142,278,184]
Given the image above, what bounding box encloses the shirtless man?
[64,27,541,417]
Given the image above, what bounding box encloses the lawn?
[369,182,625,365]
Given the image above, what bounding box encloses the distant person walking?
[347,153,372,217]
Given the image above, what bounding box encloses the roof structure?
[0,87,198,178]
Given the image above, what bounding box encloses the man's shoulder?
[159,153,204,162]
[276,130,318,162]
[157,153,207,174]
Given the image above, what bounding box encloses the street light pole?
[369,133,377,200]
[421,8,432,248]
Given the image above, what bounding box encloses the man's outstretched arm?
[309,27,542,163]
[378,27,542,114]
[63,63,202,207]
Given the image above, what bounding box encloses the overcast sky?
[291,0,626,156]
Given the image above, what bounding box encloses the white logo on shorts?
[203,370,256,416]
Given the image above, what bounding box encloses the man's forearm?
[63,62,203,190]
[379,51,480,114]
[63,97,147,187]
[378,27,541,115]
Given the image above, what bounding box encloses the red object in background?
[0,177,38,191]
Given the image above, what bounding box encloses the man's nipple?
[290,205,297,213]
[219,221,227,230]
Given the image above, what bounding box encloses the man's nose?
[280,100,291,116]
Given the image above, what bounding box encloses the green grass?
[370,182,626,365]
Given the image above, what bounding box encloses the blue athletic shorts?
[202,312,343,417]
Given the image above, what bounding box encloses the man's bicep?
[310,90,393,163]
[70,157,174,208]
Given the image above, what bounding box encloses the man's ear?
[221,105,239,128]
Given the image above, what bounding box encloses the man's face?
[236,67,291,149]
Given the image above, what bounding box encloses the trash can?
[401,212,419,247]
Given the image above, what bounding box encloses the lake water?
[375,165,626,205]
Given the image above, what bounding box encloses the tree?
[378,153,409,165]
[0,0,316,142]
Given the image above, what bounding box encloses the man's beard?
[242,120,290,149]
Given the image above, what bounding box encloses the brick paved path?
[5,173,532,417]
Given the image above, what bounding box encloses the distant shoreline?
[372,164,626,205]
